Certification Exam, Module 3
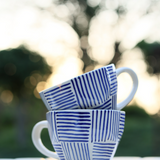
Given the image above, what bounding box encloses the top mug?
[39,64,138,111]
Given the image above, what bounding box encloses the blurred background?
[0,0,160,157]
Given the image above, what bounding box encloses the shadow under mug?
[39,64,138,111]
[32,110,125,160]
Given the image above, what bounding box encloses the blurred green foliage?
[1,0,160,157]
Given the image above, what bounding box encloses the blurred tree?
[136,40,160,75]
[41,0,158,72]
[0,46,52,146]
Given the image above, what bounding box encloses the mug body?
[40,64,118,111]
[46,109,125,160]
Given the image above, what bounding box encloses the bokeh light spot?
[1,90,13,103]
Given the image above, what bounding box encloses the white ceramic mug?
[32,109,125,160]
[39,64,138,111]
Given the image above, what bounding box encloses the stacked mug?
[32,64,138,160]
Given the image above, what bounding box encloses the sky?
[0,0,160,114]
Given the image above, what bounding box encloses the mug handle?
[116,67,138,110]
[32,120,59,159]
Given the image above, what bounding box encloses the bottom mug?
[32,110,125,160]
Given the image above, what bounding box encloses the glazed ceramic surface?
[32,110,125,160]
[39,64,138,111]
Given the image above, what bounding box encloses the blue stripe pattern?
[46,112,59,143]
[40,64,118,111]
[43,81,79,110]
[61,142,91,160]
[56,111,91,142]
[111,95,117,110]
[118,112,125,141]
[91,110,120,143]
[92,142,117,160]
[53,143,65,160]
[46,110,125,160]
[71,67,111,109]
[105,65,117,96]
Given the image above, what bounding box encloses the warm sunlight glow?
[117,48,160,114]
[1,0,160,114]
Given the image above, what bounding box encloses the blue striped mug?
[32,109,125,160]
[39,64,138,111]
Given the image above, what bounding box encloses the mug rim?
[46,109,125,114]
[40,63,115,93]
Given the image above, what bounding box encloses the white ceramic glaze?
[32,110,125,160]
[39,64,138,111]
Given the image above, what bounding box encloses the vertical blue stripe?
[89,72,100,104]
[98,110,102,142]
[86,143,91,160]
[82,75,92,107]
[96,70,106,101]
[86,74,96,106]
[102,68,110,100]
[78,77,89,108]
[66,143,72,160]
[81,143,85,160]
[84,143,89,160]
[93,71,103,103]
[104,111,109,141]
[101,110,106,141]
[54,112,59,142]
[70,143,76,160]
[74,78,86,108]
[74,143,79,160]
[71,79,82,109]
[77,143,82,160]
[95,110,98,142]
[91,110,94,143]
[99,69,108,100]
[108,110,113,141]
[61,143,68,160]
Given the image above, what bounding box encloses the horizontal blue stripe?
[53,144,61,146]
[57,112,90,114]
[93,148,113,152]
[45,90,72,98]
[93,154,110,157]
[56,118,91,121]
[57,122,91,125]
[47,93,74,103]
[93,145,115,149]
[94,143,116,145]
[44,83,70,94]
[110,75,116,79]
[53,101,77,110]
[57,126,90,129]
[59,136,89,139]
[59,140,89,142]
[92,158,110,160]
[57,129,89,132]
[93,151,112,155]
[56,115,90,118]
[49,97,75,106]
[110,84,117,90]
[106,66,112,69]
[58,133,89,136]
[50,98,75,106]
[107,68,113,71]
[59,103,78,110]
[45,86,71,97]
